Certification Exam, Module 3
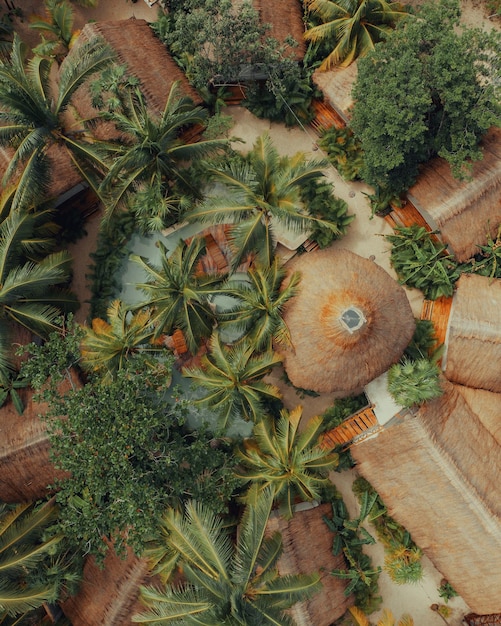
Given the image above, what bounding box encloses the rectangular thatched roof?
[253,0,306,61]
[407,126,501,262]
[312,63,358,123]
[351,381,501,614]
[444,273,501,393]
[266,504,353,626]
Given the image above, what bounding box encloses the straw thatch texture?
[407,127,501,262]
[266,504,353,626]
[465,614,501,625]
[61,541,150,626]
[351,381,501,614]
[253,0,306,61]
[0,372,78,502]
[278,248,415,395]
[443,273,501,393]
[311,63,358,123]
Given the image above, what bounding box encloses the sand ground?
[13,0,498,623]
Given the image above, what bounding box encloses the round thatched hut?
[278,248,415,395]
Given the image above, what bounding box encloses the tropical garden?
[0,0,497,623]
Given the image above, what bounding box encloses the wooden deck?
[321,406,378,448]
[384,199,433,232]
[310,99,346,134]
[420,296,453,348]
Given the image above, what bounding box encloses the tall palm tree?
[219,259,301,351]
[98,82,227,223]
[236,406,339,519]
[0,500,62,618]
[184,133,339,269]
[134,486,322,625]
[80,299,168,383]
[131,237,225,355]
[304,0,411,69]
[0,209,78,377]
[182,333,282,429]
[0,33,114,211]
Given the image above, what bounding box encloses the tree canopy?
[350,0,501,197]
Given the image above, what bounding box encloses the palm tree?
[348,606,414,626]
[0,500,62,618]
[387,358,443,408]
[30,0,78,61]
[182,333,282,429]
[237,406,339,518]
[184,133,339,269]
[131,237,225,355]
[80,299,169,383]
[219,259,300,351]
[0,33,114,211]
[133,486,322,625]
[304,0,411,69]
[0,209,78,377]
[97,82,227,223]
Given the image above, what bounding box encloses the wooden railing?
[321,406,378,448]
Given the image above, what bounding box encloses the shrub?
[319,126,364,181]
[387,358,443,407]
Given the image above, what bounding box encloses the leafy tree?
[185,133,338,269]
[350,0,501,199]
[80,299,170,384]
[132,237,225,355]
[304,0,410,69]
[20,326,239,559]
[133,486,322,625]
[182,333,282,430]
[237,406,339,518]
[0,33,114,211]
[219,259,300,351]
[0,500,81,619]
[387,358,443,407]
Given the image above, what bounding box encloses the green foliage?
[351,0,501,197]
[386,225,461,299]
[468,223,501,279]
[300,177,355,247]
[20,329,238,560]
[321,394,368,430]
[0,370,29,415]
[136,487,321,624]
[403,319,441,362]
[438,579,459,603]
[319,126,365,181]
[387,358,443,407]
[30,0,77,61]
[384,546,423,585]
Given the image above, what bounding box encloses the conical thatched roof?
[407,126,501,263]
[266,504,353,626]
[278,248,415,395]
[351,381,501,614]
[443,273,501,393]
[61,540,150,626]
[311,62,358,123]
[253,0,306,61]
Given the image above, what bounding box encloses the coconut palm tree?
[30,0,78,61]
[80,299,170,383]
[98,82,227,223]
[304,0,411,69]
[0,33,114,211]
[133,486,322,625]
[182,333,282,429]
[131,237,225,355]
[237,406,339,518]
[0,209,78,377]
[0,500,62,618]
[218,259,300,351]
[184,133,339,269]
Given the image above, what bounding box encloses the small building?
[278,247,415,395]
[252,0,306,62]
[311,62,358,124]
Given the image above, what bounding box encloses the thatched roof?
[407,126,501,263]
[266,504,353,626]
[443,273,501,393]
[351,381,501,614]
[278,248,415,395]
[465,614,501,625]
[61,541,150,626]
[311,63,358,123]
[253,0,306,61]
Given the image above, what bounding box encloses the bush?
[319,126,364,181]
[321,394,368,430]
[387,358,443,407]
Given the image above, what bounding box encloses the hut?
[252,0,306,62]
[311,62,358,124]
[406,126,501,263]
[266,503,354,626]
[61,541,150,626]
[442,273,501,393]
[351,381,501,615]
[278,248,415,395]
[465,615,501,625]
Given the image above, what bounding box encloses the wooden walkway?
[321,406,378,448]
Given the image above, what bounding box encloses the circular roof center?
[339,306,366,333]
